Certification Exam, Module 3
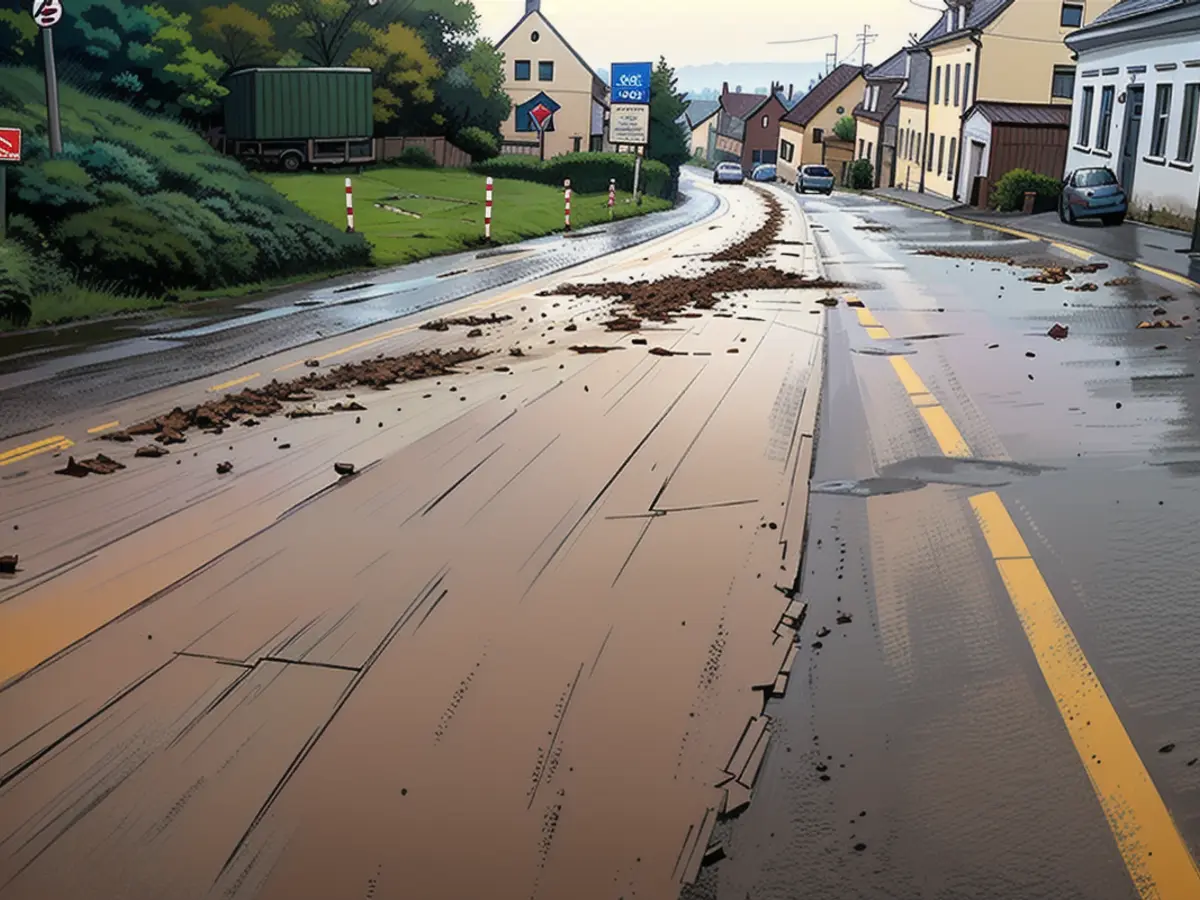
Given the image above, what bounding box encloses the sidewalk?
[870,186,1200,290]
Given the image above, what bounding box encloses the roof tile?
[783,64,864,126]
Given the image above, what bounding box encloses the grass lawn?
[265,167,672,266]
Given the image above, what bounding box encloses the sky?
[472,0,943,71]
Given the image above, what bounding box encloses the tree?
[347,21,440,129]
[436,39,509,137]
[268,0,386,67]
[198,3,280,70]
[144,6,229,113]
[0,8,38,65]
[832,115,855,142]
[647,57,690,182]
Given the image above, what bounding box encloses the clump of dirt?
[421,313,513,332]
[915,248,1015,264]
[570,345,622,354]
[854,224,891,232]
[107,348,484,447]
[1071,262,1109,274]
[1105,276,1137,287]
[707,190,785,261]
[1026,267,1072,285]
[55,454,126,478]
[1066,282,1098,292]
[649,347,683,356]
[1137,320,1182,329]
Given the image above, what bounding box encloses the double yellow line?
[0,435,74,467]
[853,297,1200,897]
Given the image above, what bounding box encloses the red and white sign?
[529,103,554,133]
[0,128,21,162]
[31,0,63,28]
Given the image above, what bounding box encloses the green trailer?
[222,67,376,171]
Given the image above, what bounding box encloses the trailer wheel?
[280,152,303,172]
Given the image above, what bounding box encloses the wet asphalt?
[693,189,1200,899]
[0,179,718,440]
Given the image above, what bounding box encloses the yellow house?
[895,47,932,192]
[495,0,608,158]
[920,0,1120,199]
[684,99,721,159]
[776,64,864,184]
[852,49,908,187]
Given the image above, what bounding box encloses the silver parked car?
[1059,166,1127,225]
[714,162,745,184]
[796,164,835,195]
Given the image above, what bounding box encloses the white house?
[1065,0,1200,229]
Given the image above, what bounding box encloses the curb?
[869,191,1200,292]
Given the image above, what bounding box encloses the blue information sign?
[610,62,652,105]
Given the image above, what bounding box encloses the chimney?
[736,84,742,93]
[526,0,539,13]
[788,83,794,100]
[722,81,729,95]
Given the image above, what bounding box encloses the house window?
[964,63,972,108]
[957,5,966,28]
[867,141,874,161]
[572,136,581,152]
[954,64,961,107]
[515,60,532,81]
[1078,86,1094,145]
[948,136,957,181]
[1097,85,1115,150]
[1150,83,1173,157]
[1051,66,1076,99]
[934,66,942,105]
[762,115,770,129]
[937,134,946,174]
[1060,2,1084,27]
[539,61,555,81]
[859,138,865,157]
[812,127,824,144]
[530,30,540,42]
[926,133,935,171]
[1178,83,1199,163]
[781,139,795,163]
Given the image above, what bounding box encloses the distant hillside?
[674,62,829,99]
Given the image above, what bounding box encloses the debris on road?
[602,315,642,331]
[631,337,648,345]
[510,347,525,357]
[708,190,784,260]
[1026,267,1071,285]
[330,401,367,412]
[564,323,578,332]
[422,314,513,332]
[1025,351,1037,358]
[305,359,321,368]
[287,391,317,402]
[216,461,233,474]
[0,554,16,574]
[56,454,126,477]
[570,345,622,354]
[99,432,134,443]
[241,418,260,427]
[1161,743,1176,754]
[1137,320,1181,329]
[1105,276,1137,287]
[135,444,169,458]
[916,248,1014,265]
[846,298,865,308]
[836,613,853,625]
[467,328,483,338]
[1047,324,1069,340]
[1066,283,1098,292]
[334,462,356,477]
[816,626,831,638]
[649,347,683,356]
[1071,262,1108,273]
[278,443,292,450]
[1153,306,1168,316]
[816,297,839,307]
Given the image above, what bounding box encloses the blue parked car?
[751,163,778,182]
[796,164,835,195]
[1059,166,1127,225]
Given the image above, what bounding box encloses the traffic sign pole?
[33,0,63,158]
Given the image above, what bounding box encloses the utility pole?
[857,24,877,68]
[766,33,840,76]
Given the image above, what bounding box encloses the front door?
[1120,86,1144,194]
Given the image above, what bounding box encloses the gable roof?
[895,47,930,103]
[782,64,863,126]
[854,80,902,122]
[496,9,604,89]
[721,92,770,119]
[918,0,1013,45]
[865,48,908,81]
[966,101,1071,126]
[686,99,720,128]
[775,90,802,111]
[1091,0,1182,25]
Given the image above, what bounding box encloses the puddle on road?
[814,457,1058,497]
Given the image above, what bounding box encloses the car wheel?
[824,189,832,195]
[1057,198,1068,223]
[281,153,303,173]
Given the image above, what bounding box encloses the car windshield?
[719,163,739,171]
[1074,169,1118,187]
[806,167,833,177]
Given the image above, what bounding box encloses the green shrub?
[397,146,439,168]
[455,126,500,162]
[61,140,160,193]
[471,152,673,199]
[990,168,1062,212]
[0,241,34,326]
[848,158,874,189]
[12,159,102,218]
[833,116,856,142]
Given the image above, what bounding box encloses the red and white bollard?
[564,178,572,232]
[345,177,354,233]
[608,178,615,220]
[485,176,493,240]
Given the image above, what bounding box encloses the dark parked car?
[1059,167,1127,225]
[751,164,778,182]
[714,162,745,184]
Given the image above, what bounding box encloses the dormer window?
[957,5,967,28]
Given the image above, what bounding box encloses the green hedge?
[0,241,34,326]
[848,158,874,190]
[455,126,500,162]
[991,168,1062,213]
[0,65,370,300]
[471,152,673,199]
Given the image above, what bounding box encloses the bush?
[397,146,439,168]
[0,241,34,326]
[471,152,673,200]
[848,158,874,190]
[833,116,856,142]
[455,126,500,162]
[990,168,1062,212]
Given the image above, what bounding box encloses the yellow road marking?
[889,357,930,396]
[1052,242,1093,261]
[209,372,261,393]
[856,308,880,327]
[970,493,1200,897]
[865,325,890,339]
[1133,262,1200,291]
[0,437,73,466]
[917,406,971,458]
[87,421,120,435]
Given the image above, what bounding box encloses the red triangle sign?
[529,103,553,131]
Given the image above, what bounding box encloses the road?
[3,179,1200,900]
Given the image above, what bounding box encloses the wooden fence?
[376,136,473,168]
[500,140,541,157]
